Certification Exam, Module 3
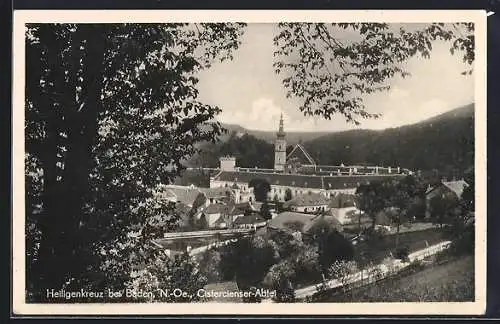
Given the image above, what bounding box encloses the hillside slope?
[303,103,474,176]
[187,103,474,177]
[220,123,331,145]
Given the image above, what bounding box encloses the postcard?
[12,9,487,316]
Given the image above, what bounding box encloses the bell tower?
[274,113,287,171]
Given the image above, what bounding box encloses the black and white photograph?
[12,10,486,315]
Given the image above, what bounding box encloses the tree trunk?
[395,221,400,250]
[358,211,361,234]
[35,129,63,296]
[33,26,107,297]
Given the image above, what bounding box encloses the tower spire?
[277,112,285,137]
[274,112,286,171]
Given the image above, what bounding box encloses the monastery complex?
[209,114,413,203]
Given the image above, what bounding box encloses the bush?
[394,245,410,261]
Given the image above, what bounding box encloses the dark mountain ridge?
[187,103,474,178]
[303,103,474,177]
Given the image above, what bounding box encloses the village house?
[232,212,267,229]
[198,201,252,229]
[329,206,365,226]
[283,192,330,213]
[425,179,469,218]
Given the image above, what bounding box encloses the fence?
[292,240,452,300]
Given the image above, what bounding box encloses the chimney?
[375,166,379,174]
[397,166,400,173]
[388,166,392,174]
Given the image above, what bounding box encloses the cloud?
[388,86,410,100]
[371,98,450,129]
[217,97,327,132]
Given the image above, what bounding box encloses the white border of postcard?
[12,9,487,316]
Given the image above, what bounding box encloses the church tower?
[274,113,287,171]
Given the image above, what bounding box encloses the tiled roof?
[286,144,317,166]
[234,202,253,211]
[161,187,203,207]
[302,215,342,233]
[203,202,247,216]
[214,171,324,189]
[203,203,228,214]
[443,180,469,198]
[283,192,329,208]
[426,180,469,198]
[268,211,317,232]
[213,170,405,190]
[233,213,266,225]
[199,187,233,199]
[228,203,247,216]
[212,215,227,226]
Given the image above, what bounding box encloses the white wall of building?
[210,178,357,202]
[207,213,221,227]
[291,204,329,213]
[219,157,236,171]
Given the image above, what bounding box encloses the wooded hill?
[186,103,474,178]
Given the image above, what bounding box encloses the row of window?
[217,182,354,198]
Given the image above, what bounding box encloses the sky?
[196,24,474,133]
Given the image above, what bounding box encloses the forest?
[189,103,474,179]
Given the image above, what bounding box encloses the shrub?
[394,245,410,261]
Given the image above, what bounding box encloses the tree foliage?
[273,23,474,124]
[306,219,355,273]
[328,260,358,293]
[249,178,272,202]
[219,236,279,291]
[25,23,245,299]
[262,260,296,302]
[199,249,224,284]
[386,176,422,248]
[429,191,460,228]
[355,180,390,228]
[260,201,273,220]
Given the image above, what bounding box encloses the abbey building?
[210,114,411,202]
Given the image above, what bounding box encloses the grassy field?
[320,255,474,302]
[354,228,445,267]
